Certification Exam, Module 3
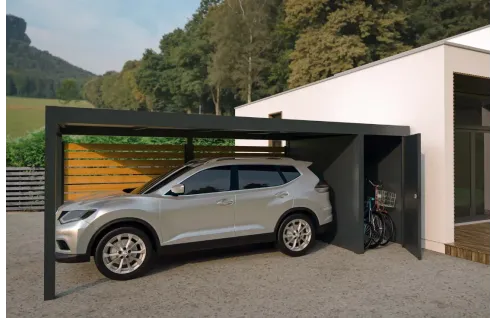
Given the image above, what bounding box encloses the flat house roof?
[47,106,410,139]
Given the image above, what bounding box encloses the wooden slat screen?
[6,167,45,211]
[64,143,286,201]
[64,143,184,201]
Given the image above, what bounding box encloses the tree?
[287,0,411,88]
[56,78,80,103]
[81,62,150,111]
[82,76,104,107]
[207,0,276,103]
[262,0,297,95]
[402,0,489,46]
[136,29,199,114]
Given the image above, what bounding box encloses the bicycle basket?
[375,189,396,208]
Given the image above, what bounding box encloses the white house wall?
[235,45,449,253]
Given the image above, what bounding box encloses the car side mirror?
[170,184,185,196]
[122,187,136,193]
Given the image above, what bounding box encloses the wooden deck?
[445,222,490,265]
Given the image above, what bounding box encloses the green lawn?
[6,97,94,138]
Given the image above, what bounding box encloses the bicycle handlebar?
[366,179,382,188]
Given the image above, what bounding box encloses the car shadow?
[55,240,330,298]
[148,240,330,277]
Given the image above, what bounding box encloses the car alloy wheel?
[283,219,312,252]
[95,227,154,280]
[277,213,316,257]
[102,233,147,275]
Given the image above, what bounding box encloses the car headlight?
[58,209,96,224]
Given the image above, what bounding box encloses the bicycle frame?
[368,179,388,213]
[364,197,374,220]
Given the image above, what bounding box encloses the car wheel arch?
[87,217,161,256]
[274,207,320,235]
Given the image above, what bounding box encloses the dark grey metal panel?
[288,135,364,254]
[402,134,422,260]
[48,106,410,137]
[44,119,60,301]
[184,138,194,163]
[364,136,403,244]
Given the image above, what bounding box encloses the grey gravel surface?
[7,212,489,318]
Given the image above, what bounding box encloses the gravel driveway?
[7,213,489,318]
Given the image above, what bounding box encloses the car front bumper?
[55,219,93,263]
[55,252,90,263]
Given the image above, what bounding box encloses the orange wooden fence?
[64,143,184,201]
[64,143,285,201]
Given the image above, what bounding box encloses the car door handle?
[217,199,234,206]
[275,191,289,198]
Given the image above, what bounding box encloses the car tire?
[277,213,316,257]
[94,227,155,280]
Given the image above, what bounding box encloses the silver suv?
[55,157,332,280]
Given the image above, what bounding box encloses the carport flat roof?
[44,105,411,301]
[46,106,410,139]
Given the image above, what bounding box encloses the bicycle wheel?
[380,212,395,246]
[368,212,384,249]
[364,222,372,249]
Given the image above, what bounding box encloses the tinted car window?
[182,166,231,195]
[237,165,284,190]
[279,165,301,182]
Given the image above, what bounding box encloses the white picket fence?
[6,167,45,211]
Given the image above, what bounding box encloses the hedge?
[6,129,234,167]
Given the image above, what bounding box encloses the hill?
[6,14,95,99]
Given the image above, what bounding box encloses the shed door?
[402,134,422,260]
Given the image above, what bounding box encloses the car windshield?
[130,166,185,194]
[130,159,208,194]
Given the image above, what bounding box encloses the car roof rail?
[206,156,292,163]
[186,158,210,165]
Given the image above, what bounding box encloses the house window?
[269,112,282,148]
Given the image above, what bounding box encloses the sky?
[7,0,201,75]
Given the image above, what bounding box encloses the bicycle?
[368,179,396,246]
[364,190,384,250]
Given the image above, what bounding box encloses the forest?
[6,14,95,98]
[82,0,490,115]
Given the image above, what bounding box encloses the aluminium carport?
[44,106,422,300]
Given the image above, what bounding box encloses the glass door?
[475,132,489,216]
[454,131,471,219]
[454,129,490,223]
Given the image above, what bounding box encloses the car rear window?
[278,165,301,182]
[237,165,285,190]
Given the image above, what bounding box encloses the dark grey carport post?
[44,108,64,300]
